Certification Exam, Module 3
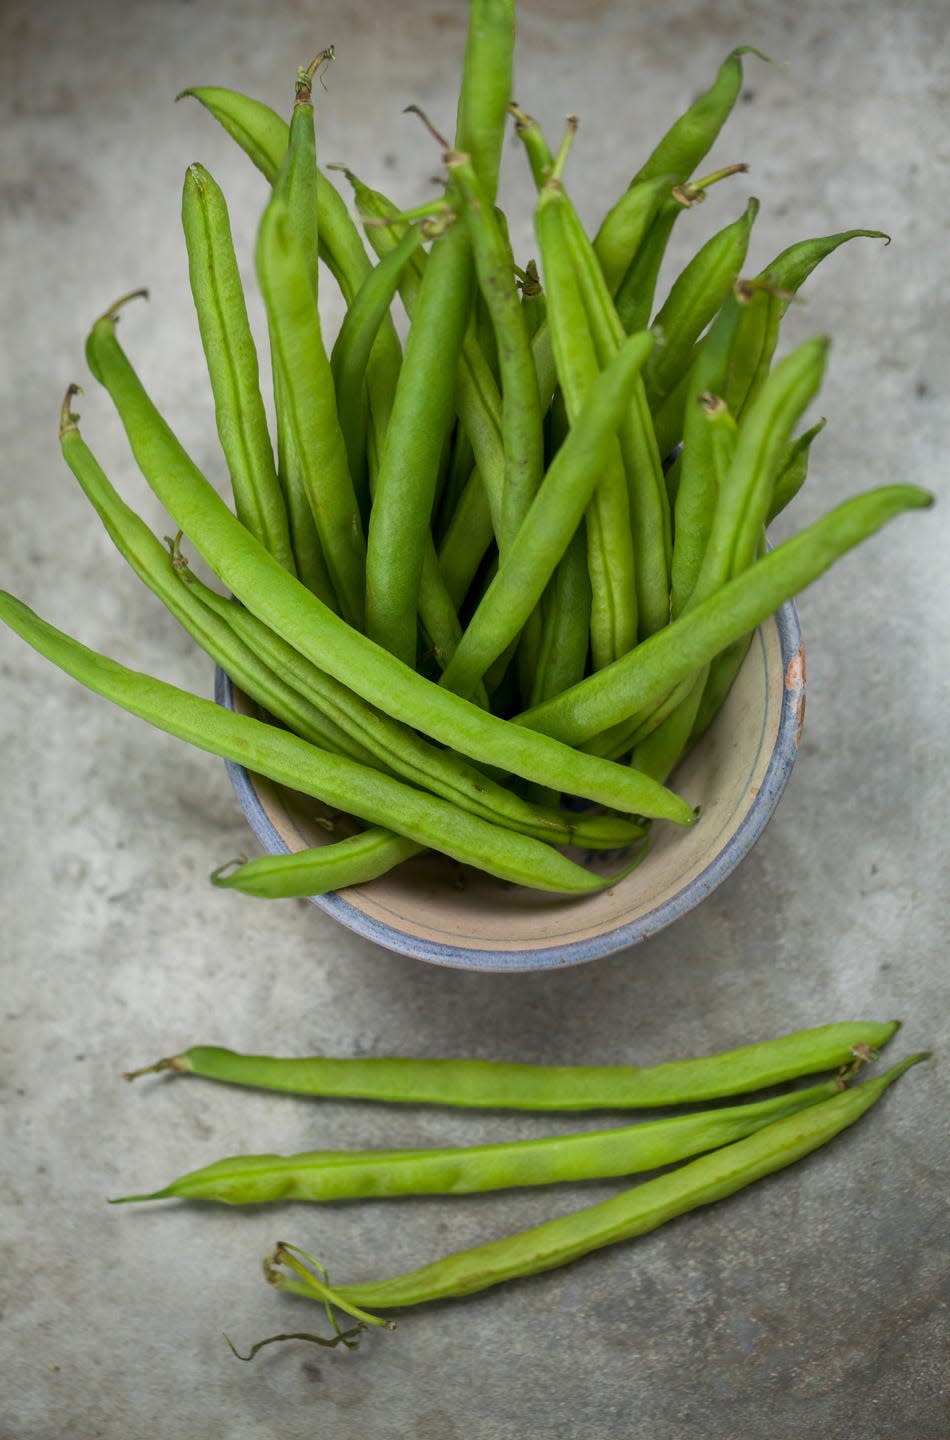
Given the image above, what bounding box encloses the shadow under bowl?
[217,600,804,972]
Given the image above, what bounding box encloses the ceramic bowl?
[217,600,804,971]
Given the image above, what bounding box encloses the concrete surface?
[1,0,948,1436]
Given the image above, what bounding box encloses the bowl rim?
[216,598,803,971]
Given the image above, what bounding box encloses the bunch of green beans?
[0,0,932,897]
[116,1021,928,1345]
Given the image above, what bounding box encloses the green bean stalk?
[0,0,933,898]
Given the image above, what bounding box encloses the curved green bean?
[124,1020,900,1107]
[181,164,294,572]
[516,483,932,745]
[267,1054,924,1317]
[0,594,624,896]
[211,830,424,898]
[83,313,693,822]
[115,1080,841,1205]
[768,419,826,524]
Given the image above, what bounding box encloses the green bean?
[614,163,748,336]
[688,634,754,747]
[255,202,367,628]
[210,830,424,898]
[181,164,294,572]
[555,195,673,639]
[630,668,708,783]
[644,198,758,413]
[365,215,473,665]
[534,177,638,669]
[593,173,677,296]
[267,1054,925,1317]
[768,419,826,524]
[515,483,932,745]
[330,223,424,503]
[125,1020,900,1107]
[529,525,592,707]
[176,86,288,183]
[692,336,828,599]
[114,1080,841,1206]
[57,390,366,764]
[437,328,654,699]
[83,310,694,822]
[667,297,744,615]
[635,48,767,184]
[0,594,629,896]
[671,389,739,617]
[275,58,325,301]
[447,149,543,549]
[726,231,890,419]
[454,0,514,205]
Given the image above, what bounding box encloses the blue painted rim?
[216,597,803,971]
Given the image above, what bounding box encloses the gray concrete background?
[1,0,948,1435]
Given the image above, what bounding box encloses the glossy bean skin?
[454,0,515,206]
[632,48,767,186]
[83,309,693,819]
[330,224,424,502]
[447,149,543,551]
[256,200,367,628]
[644,198,758,413]
[726,231,890,420]
[534,183,639,669]
[57,392,368,765]
[267,1056,925,1317]
[515,483,932,746]
[181,164,294,572]
[211,830,424,898]
[126,1021,900,1108]
[0,594,623,896]
[593,173,676,296]
[115,1081,841,1205]
[437,329,654,700]
[691,336,828,600]
[768,419,826,524]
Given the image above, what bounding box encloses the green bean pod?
[534,183,639,669]
[126,1020,900,1107]
[556,199,673,639]
[211,830,424,898]
[768,419,826,524]
[692,336,828,599]
[634,47,767,184]
[115,1080,841,1205]
[671,390,740,618]
[438,329,654,699]
[275,65,322,300]
[268,1054,925,1316]
[528,525,592,707]
[454,0,515,205]
[176,86,287,182]
[644,197,758,412]
[516,483,932,745]
[365,215,474,665]
[448,150,544,550]
[593,173,677,296]
[83,314,694,822]
[0,594,628,896]
[726,230,890,419]
[329,223,424,501]
[255,201,367,628]
[56,392,368,764]
[181,164,294,572]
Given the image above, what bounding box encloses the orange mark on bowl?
[785,646,807,746]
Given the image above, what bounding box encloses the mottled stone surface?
[1,0,947,1435]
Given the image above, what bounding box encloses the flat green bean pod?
[114,1080,841,1205]
[125,1020,900,1108]
[265,1055,926,1317]
[210,830,424,898]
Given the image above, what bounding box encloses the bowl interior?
[220,604,803,970]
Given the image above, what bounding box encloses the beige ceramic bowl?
[218,600,804,971]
